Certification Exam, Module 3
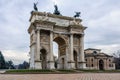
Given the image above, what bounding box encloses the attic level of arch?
[28,11,87,34]
[28,20,86,35]
[29,11,82,22]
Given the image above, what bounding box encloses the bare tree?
[113,50,120,58]
[113,50,120,69]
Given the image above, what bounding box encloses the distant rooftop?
[85,48,101,51]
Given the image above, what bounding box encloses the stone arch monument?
[28,11,87,69]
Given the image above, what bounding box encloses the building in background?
[85,48,115,70]
[114,57,120,69]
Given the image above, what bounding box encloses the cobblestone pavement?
[0,73,120,80]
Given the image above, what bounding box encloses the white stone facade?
[28,11,87,69]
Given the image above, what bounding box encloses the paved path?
[0,73,120,80]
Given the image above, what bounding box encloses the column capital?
[35,26,41,31]
[81,34,85,37]
[50,30,54,34]
[36,29,40,32]
[69,33,74,37]
[35,29,41,34]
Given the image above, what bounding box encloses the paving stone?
[0,73,120,80]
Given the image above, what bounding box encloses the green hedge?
[57,69,75,72]
[77,69,120,73]
[5,69,120,74]
[6,69,54,73]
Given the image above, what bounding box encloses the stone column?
[105,59,107,70]
[36,30,40,60]
[97,59,99,70]
[48,31,55,69]
[70,34,74,61]
[30,30,35,69]
[65,45,69,69]
[78,34,86,69]
[68,34,75,69]
[34,29,42,69]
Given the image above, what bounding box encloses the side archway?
[99,59,104,70]
[40,49,47,69]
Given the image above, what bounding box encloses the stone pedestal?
[34,61,42,69]
[68,61,75,69]
[47,61,55,69]
[78,62,86,69]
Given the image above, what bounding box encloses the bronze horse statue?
[74,12,81,18]
[34,2,38,11]
[53,5,61,15]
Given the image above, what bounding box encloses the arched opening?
[61,58,65,69]
[53,37,66,69]
[53,41,58,69]
[53,42,58,57]
[40,49,47,69]
[73,50,78,69]
[99,59,104,70]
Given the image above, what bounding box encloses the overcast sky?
[0,0,120,65]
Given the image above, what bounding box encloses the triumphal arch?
[28,11,87,69]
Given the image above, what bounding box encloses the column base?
[47,61,55,69]
[34,60,42,69]
[78,61,86,69]
[67,61,75,69]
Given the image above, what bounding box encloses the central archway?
[99,59,104,70]
[53,36,66,69]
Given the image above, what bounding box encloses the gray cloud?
[0,0,120,64]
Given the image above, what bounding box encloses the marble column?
[30,30,35,69]
[97,59,99,70]
[68,34,75,69]
[105,59,107,70]
[65,45,69,69]
[34,29,42,69]
[48,31,55,69]
[36,29,40,60]
[70,34,74,61]
[78,34,86,69]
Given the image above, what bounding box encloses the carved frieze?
[71,27,83,34]
[40,36,49,42]
[40,31,50,43]
[35,23,53,31]
[73,35,80,46]
[54,26,68,33]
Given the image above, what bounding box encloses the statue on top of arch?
[53,5,61,15]
[33,2,38,11]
